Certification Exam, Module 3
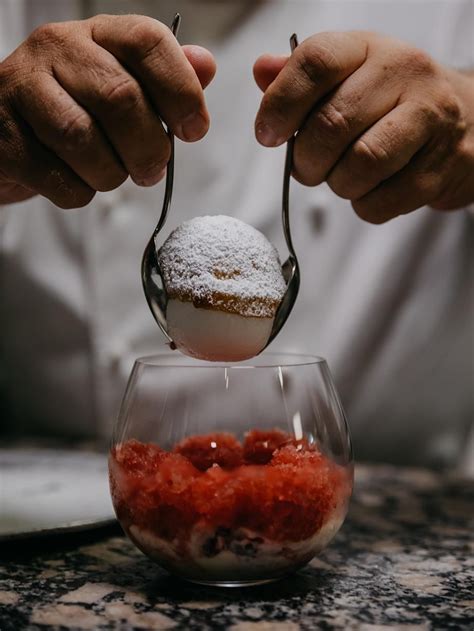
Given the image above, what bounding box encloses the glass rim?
[134,351,328,369]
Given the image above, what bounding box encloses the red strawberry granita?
[109,429,353,583]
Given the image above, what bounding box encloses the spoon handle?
[153,13,182,237]
[281,34,299,262]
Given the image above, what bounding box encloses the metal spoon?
[263,33,301,348]
[142,23,301,351]
[141,13,181,344]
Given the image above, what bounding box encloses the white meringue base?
[166,299,274,362]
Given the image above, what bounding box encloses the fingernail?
[179,112,207,141]
[135,168,166,187]
[256,122,283,147]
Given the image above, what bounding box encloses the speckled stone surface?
[1,465,473,630]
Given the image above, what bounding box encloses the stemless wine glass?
[109,353,353,587]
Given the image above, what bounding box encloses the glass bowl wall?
[109,353,353,587]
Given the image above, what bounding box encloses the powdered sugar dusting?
[158,215,286,318]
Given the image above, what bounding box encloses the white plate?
[0,448,116,540]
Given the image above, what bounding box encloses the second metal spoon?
[263,33,301,348]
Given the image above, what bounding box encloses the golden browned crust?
[167,290,280,318]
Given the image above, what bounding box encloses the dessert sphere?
[157,215,286,361]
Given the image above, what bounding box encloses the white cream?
[166,299,274,362]
[128,511,345,582]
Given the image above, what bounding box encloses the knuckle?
[297,40,341,85]
[259,93,290,129]
[172,77,202,112]
[440,93,462,121]
[416,95,467,151]
[311,103,352,141]
[9,71,44,106]
[437,93,466,141]
[404,47,435,76]
[29,22,65,48]
[352,137,391,168]
[100,76,142,111]
[58,110,94,151]
[123,18,169,61]
[411,100,440,127]
[418,90,463,127]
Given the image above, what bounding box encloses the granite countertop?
[0,464,472,630]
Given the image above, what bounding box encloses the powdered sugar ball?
[158,215,286,361]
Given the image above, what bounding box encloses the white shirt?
[1,0,473,469]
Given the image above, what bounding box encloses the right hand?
[0,15,216,208]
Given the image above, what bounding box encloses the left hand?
[254,32,474,223]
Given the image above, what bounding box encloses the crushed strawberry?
[110,431,351,546]
[243,429,290,464]
[112,439,165,475]
[174,432,243,471]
